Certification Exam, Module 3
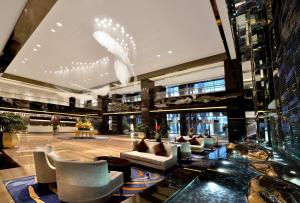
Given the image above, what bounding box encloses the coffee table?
[94,156,131,181]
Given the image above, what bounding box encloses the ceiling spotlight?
[168,50,173,54]
[94,18,99,23]
[21,61,25,64]
[24,58,28,61]
[36,44,41,48]
[56,22,62,27]
[105,72,109,75]
[33,48,37,51]
[157,54,161,58]
[50,29,56,32]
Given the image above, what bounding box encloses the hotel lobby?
[0,0,300,202]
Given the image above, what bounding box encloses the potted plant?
[135,123,150,139]
[0,113,26,148]
[155,124,161,142]
[159,118,170,139]
[122,117,131,135]
[91,118,101,135]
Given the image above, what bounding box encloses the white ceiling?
[5,0,234,91]
[0,0,27,54]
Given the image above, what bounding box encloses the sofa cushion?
[177,136,187,142]
[153,142,167,156]
[139,154,169,166]
[120,151,143,160]
[189,137,199,145]
[137,139,149,152]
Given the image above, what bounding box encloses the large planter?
[137,132,145,139]
[2,132,19,149]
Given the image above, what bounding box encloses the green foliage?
[0,113,27,133]
[159,118,170,138]
[122,117,130,131]
[135,123,151,134]
[91,118,101,131]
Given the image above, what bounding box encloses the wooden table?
[75,130,94,137]
[94,156,131,181]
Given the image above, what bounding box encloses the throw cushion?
[189,137,199,145]
[153,142,167,156]
[177,136,187,142]
[137,139,149,152]
[198,134,204,138]
[132,141,139,151]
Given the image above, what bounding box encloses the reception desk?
[27,125,77,133]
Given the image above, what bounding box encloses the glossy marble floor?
[0,133,133,203]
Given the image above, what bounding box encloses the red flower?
[155,125,161,132]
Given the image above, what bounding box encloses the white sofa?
[120,140,177,171]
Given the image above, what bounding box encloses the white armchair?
[33,145,56,184]
[53,159,123,203]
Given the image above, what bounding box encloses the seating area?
[1,0,300,202]
[120,140,178,171]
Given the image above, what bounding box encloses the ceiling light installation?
[93,17,137,85]
[43,57,110,86]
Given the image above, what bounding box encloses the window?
[166,86,179,97]
[191,78,225,95]
[167,113,180,134]
[187,112,228,136]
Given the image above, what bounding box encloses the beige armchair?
[53,159,123,203]
[33,145,56,184]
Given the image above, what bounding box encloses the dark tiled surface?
[0,150,20,170]
[125,145,300,203]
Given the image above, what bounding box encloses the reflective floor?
[0,150,20,170]
[125,144,300,203]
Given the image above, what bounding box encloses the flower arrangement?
[76,117,92,130]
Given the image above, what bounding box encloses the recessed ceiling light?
[50,29,56,32]
[168,50,173,54]
[157,54,161,58]
[36,44,41,48]
[33,48,37,51]
[94,18,99,23]
[56,22,62,27]
[24,58,28,61]
[21,61,25,64]
[105,72,109,75]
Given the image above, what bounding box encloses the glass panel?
[167,113,180,134]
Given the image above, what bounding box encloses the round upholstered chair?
[180,142,192,160]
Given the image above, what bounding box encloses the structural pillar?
[98,95,109,134]
[141,79,155,138]
[224,59,246,142]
